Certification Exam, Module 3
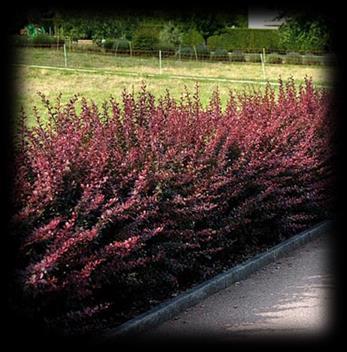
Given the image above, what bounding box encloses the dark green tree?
[276,9,333,52]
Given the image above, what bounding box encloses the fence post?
[64,43,67,67]
[193,45,198,61]
[260,49,266,81]
[159,50,162,74]
[115,41,119,56]
[129,41,132,57]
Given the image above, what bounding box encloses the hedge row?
[88,38,335,65]
[13,36,335,66]
[207,28,281,52]
[13,27,328,54]
[10,79,335,335]
[12,34,65,46]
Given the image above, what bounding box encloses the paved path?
[138,235,335,341]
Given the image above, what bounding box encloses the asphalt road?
[138,234,335,342]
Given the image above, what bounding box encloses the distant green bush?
[116,39,132,51]
[211,48,229,60]
[266,53,283,64]
[133,24,160,50]
[12,34,62,46]
[278,20,330,53]
[284,52,302,65]
[179,46,194,59]
[102,38,131,51]
[159,21,183,51]
[157,42,175,51]
[102,39,116,49]
[195,44,210,59]
[207,35,225,51]
[302,55,323,66]
[181,29,204,48]
[229,50,245,62]
[208,28,281,52]
[245,53,262,63]
[32,34,60,46]
[207,26,329,54]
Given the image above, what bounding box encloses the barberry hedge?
[10,79,335,335]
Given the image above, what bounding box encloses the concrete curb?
[98,220,332,342]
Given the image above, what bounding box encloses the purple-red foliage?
[10,79,335,334]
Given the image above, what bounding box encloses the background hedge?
[132,24,161,50]
[207,28,281,52]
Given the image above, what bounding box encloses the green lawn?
[13,47,335,127]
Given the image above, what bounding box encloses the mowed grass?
[13,47,335,127]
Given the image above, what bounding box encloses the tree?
[175,11,246,45]
[182,29,204,60]
[276,9,333,52]
[159,21,183,50]
[278,15,331,52]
